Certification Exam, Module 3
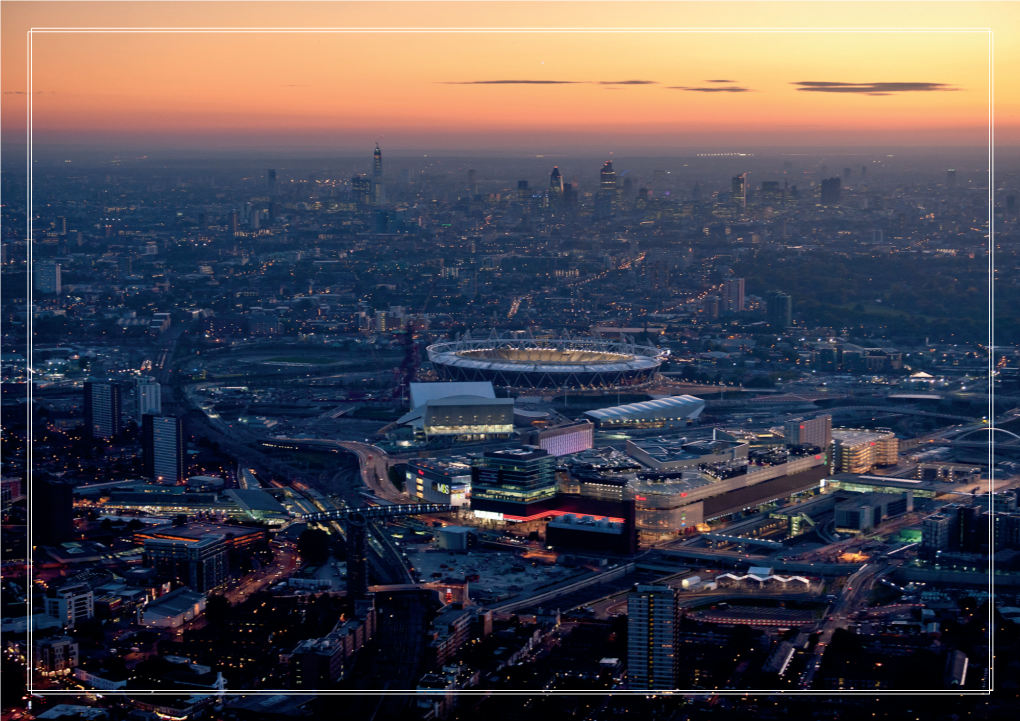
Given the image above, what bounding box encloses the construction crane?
[392,277,438,403]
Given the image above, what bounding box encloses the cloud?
[793,81,960,94]
[705,79,736,83]
[667,86,752,93]
[597,80,658,85]
[442,79,584,85]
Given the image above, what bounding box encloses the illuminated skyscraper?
[600,160,616,194]
[731,174,746,209]
[596,160,616,218]
[549,166,564,210]
[372,144,386,205]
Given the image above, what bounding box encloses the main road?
[800,561,896,688]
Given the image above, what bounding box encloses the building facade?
[470,447,557,520]
[143,414,186,483]
[84,381,122,440]
[627,584,679,691]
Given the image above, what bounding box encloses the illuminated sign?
[474,510,504,521]
[436,483,450,495]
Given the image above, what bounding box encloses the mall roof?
[584,395,705,422]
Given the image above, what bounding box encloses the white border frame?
[23,24,995,698]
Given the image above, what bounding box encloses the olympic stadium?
[426,336,667,390]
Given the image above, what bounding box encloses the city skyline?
[1,1,1018,154]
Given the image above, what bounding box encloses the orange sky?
[2,1,1018,152]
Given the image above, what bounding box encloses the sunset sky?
[2,1,1018,154]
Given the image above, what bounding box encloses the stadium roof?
[409,382,495,409]
[584,395,705,422]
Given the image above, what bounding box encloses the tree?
[204,594,231,625]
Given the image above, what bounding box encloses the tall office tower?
[600,160,616,194]
[820,177,842,205]
[653,169,666,187]
[861,165,867,179]
[351,175,373,206]
[731,174,747,209]
[229,211,239,234]
[784,414,832,449]
[267,168,277,196]
[143,415,186,483]
[721,277,745,313]
[372,144,386,205]
[470,447,557,517]
[627,584,679,691]
[84,381,122,440]
[842,167,851,180]
[34,262,61,295]
[135,376,162,423]
[468,168,478,196]
[33,476,75,546]
[947,169,957,186]
[765,291,792,330]
[549,166,564,207]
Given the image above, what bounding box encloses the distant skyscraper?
[766,291,793,330]
[34,262,61,295]
[820,177,841,205]
[84,381,122,440]
[722,277,745,313]
[468,168,478,196]
[517,180,529,200]
[861,165,867,179]
[372,144,386,205]
[597,161,616,218]
[267,168,277,196]
[135,377,162,423]
[351,175,372,206]
[143,415,186,483]
[600,160,616,194]
[628,584,679,691]
[843,167,851,180]
[947,169,957,186]
[731,174,746,209]
[549,166,564,209]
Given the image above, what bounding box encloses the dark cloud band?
[793,81,959,94]
[667,86,751,93]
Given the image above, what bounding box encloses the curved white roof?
[584,394,705,422]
